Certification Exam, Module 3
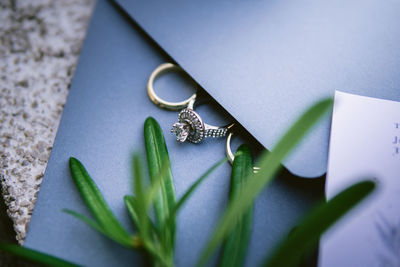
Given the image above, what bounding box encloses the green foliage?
[65,117,228,267]
[62,208,133,246]
[68,157,133,247]
[0,243,79,267]
[219,145,254,267]
[144,117,176,250]
[0,100,377,267]
[198,98,334,265]
[263,180,375,266]
[161,156,229,236]
[123,195,139,230]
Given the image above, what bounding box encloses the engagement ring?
[147,63,234,143]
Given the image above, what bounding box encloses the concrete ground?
[0,0,94,244]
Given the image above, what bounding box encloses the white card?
[319,91,400,267]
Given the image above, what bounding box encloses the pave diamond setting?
[171,108,205,143]
[170,108,230,143]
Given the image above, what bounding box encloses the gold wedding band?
[147,63,197,111]
[226,132,260,173]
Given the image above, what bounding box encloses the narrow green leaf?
[144,159,173,211]
[263,180,375,266]
[144,117,176,221]
[130,153,171,266]
[173,157,228,214]
[220,145,254,267]
[124,195,160,238]
[0,243,80,267]
[128,165,173,266]
[198,98,333,266]
[69,157,131,245]
[161,157,229,238]
[132,154,151,243]
[140,157,175,258]
[63,209,134,247]
[144,117,176,249]
[63,209,111,238]
[124,195,140,229]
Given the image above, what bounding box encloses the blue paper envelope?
[24,0,400,266]
[24,1,324,266]
[115,0,400,177]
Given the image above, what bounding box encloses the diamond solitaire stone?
[172,108,205,143]
[171,122,190,142]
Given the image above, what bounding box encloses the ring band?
[147,63,234,143]
[226,132,260,173]
[147,63,197,111]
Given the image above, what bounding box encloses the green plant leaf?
[62,209,136,248]
[198,98,333,266]
[0,243,80,267]
[144,159,174,211]
[173,157,228,214]
[220,145,254,267]
[132,154,151,241]
[68,157,131,246]
[124,195,160,240]
[144,117,176,251]
[263,180,375,266]
[130,154,174,267]
[161,157,229,237]
[124,195,140,229]
[144,117,176,222]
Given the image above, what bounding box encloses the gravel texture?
[0,0,94,243]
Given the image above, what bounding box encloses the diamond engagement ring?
[147,63,234,143]
[226,132,260,173]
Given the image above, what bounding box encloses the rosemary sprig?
[219,144,254,267]
[0,243,79,267]
[0,100,377,267]
[198,98,334,265]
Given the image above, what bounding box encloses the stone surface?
[0,0,94,243]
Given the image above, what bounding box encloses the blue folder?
[24,0,400,266]
[115,0,400,177]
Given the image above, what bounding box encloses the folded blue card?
[24,1,324,266]
[115,0,400,177]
